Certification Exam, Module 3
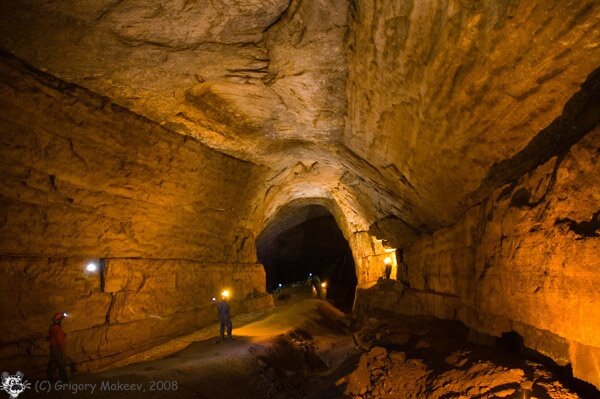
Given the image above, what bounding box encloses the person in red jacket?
[47,312,68,382]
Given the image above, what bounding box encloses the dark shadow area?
[256,205,357,311]
[556,210,600,238]
[498,330,525,354]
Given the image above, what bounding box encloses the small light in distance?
[321,282,327,288]
[278,283,283,288]
[212,297,216,302]
[309,273,312,277]
[221,290,230,298]
[86,262,98,272]
[63,312,68,317]
[383,257,392,265]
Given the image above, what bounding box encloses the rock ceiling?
[0,0,346,158]
[1,0,599,244]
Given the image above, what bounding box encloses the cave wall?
[0,0,597,387]
[0,54,272,375]
[346,0,600,388]
[357,126,600,388]
[345,0,600,231]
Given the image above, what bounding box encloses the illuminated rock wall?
[347,0,600,388]
[357,127,600,388]
[345,0,600,232]
[0,0,598,388]
[0,54,272,375]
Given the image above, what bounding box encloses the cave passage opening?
[256,204,357,311]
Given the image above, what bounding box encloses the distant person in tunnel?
[319,281,328,300]
[47,312,68,383]
[306,274,321,298]
[216,291,233,342]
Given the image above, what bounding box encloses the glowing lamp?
[278,283,283,288]
[309,273,312,277]
[383,257,392,265]
[212,297,216,302]
[321,282,327,288]
[86,262,98,272]
[221,290,230,299]
[63,312,68,317]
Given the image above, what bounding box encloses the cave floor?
[38,291,592,399]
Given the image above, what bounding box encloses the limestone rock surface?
[0,0,599,390]
[0,54,273,375]
[0,0,348,160]
[346,0,600,230]
[357,126,600,388]
[0,54,262,261]
[1,0,598,243]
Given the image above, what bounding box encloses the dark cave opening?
[256,205,357,311]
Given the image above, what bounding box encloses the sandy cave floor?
[35,290,596,399]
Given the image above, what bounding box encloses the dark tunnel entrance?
[256,204,357,311]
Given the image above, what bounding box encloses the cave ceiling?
[1,0,599,242]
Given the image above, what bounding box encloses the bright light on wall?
[86,262,98,272]
[221,290,230,299]
[383,256,392,265]
[321,282,327,288]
